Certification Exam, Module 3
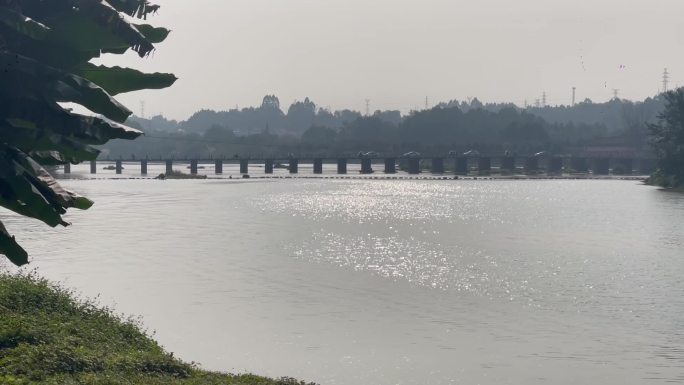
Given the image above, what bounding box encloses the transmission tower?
[365,99,371,116]
[140,101,145,119]
[425,96,429,110]
[572,87,576,106]
[612,89,620,99]
[663,68,670,93]
[542,92,547,107]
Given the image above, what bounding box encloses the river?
[2,173,683,384]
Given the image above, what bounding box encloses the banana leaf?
[134,24,169,43]
[0,150,69,228]
[0,6,50,40]
[0,0,169,267]
[0,221,28,266]
[0,31,102,71]
[106,0,160,19]
[80,64,177,95]
[11,147,94,211]
[0,98,142,145]
[1,125,103,164]
[0,145,94,228]
[0,52,132,122]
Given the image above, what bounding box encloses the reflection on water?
[2,178,683,385]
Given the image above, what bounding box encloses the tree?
[285,98,316,134]
[648,89,684,188]
[0,0,176,266]
[261,95,281,111]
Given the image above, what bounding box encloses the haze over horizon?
[102,0,684,120]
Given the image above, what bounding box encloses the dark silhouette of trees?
[285,98,317,135]
[648,89,684,188]
[107,93,666,160]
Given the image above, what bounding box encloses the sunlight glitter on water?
[2,178,683,385]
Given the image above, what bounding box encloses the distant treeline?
[100,94,668,159]
[132,95,400,136]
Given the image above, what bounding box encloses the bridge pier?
[240,159,249,174]
[431,158,445,174]
[115,160,123,174]
[141,160,148,175]
[524,157,538,174]
[215,160,223,174]
[455,157,468,175]
[384,158,396,174]
[313,159,323,174]
[548,157,563,174]
[478,157,491,175]
[265,159,274,174]
[361,158,373,174]
[90,160,96,174]
[592,158,610,175]
[500,157,515,174]
[190,160,198,175]
[570,157,588,173]
[166,160,173,174]
[337,159,347,174]
[407,158,421,174]
[289,159,298,174]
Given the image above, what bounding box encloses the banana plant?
[0,0,176,266]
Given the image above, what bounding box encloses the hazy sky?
[102,0,684,120]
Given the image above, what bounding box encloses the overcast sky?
[102,0,684,120]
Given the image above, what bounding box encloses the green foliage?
[0,0,177,265]
[0,272,317,385]
[648,89,684,188]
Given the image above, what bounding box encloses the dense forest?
[100,94,668,159]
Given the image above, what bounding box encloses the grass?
[0,272,316,385]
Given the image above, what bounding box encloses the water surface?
[2,178,683,384]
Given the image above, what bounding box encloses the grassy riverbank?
[0,272,315,385]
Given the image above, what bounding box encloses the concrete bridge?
[62,155,657,176]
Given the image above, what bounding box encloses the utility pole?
[663,68,670,93]
[572,87,576,107]
[365,99,371,116]
[425,96,429,110]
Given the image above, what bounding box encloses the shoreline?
[53,174,649,182]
